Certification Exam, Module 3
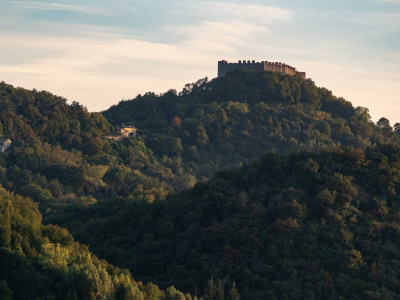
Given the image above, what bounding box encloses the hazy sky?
[1,0,399,123]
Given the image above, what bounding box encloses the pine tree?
[229,281,240,300]
[204,277,216,300]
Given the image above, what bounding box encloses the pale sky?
[1,0,399,124]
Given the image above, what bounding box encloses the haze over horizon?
[1,0,399,124]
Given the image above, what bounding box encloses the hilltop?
[104,70,398,181]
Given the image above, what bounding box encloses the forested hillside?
[104,70,399,180]
[0,82,194,299]
[63,144,400,299]
[0,187,192,300]
[0,71,398,216]
[1,70,400,299]
[0,81,188,215]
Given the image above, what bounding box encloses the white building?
[0,139,11,152]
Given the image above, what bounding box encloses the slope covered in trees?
[0,81,190,216]
[64,144,400,299]
[104,70,399,180]
[0,82,197,298]
[1,70,400,299]
[0,71,398,215]
[0,187,192,300]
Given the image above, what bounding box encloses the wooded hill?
[64,144,400,299]
[0,82,193,299]
[0,69,400,299]
[104,70,398,181]
[0,187,192,299]
[0,81,184,212]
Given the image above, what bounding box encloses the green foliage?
[2,70,400,299]
[0,82,187,217]
[104,71,398,181]
[204,277,216,300]
[0,201,11,247]
[0,72,398,215]
[61,144,400,299]
[228,282,240,300]
[0,280,12,300]
[0,187,187,299]
[20,183,55,203]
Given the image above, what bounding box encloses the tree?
[165,286,186,300]
[103,165,130,194]
[170,137,184,155]
[0,204,11,247]
[354,106,371,123]
[377,117,390,129]
[196,126,209,146]
[215,107,228,129]
[204,277,216,300]
[144,283,163,300]
[229,281,240,300]
[377,117,392,136]
[394,123,400,135]
[171,116,182,130]
[20,183,55,203]
[226,101,249,115]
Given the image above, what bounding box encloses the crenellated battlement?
[218,60,306,79]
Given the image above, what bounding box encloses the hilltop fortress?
[218,60,306,79]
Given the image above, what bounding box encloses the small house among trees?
[105,124,137,141]
[0,139,11,152]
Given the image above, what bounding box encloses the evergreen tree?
[229,282,240,300]
[204,277,216,300]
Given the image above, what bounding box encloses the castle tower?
[218,60,265,77]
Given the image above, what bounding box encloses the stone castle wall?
[218,60,306,79]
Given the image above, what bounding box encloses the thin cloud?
[178,2,292,23]
[169,2,292,54]
[371,0,400,4]
[176,21,269,53]
[331,11,400,29]
[2,1,109,15]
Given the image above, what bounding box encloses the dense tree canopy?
[62,144,400,299]
[104,71,397,180]
[0,187,194,299]
[1,69,400,299]
[0,82,185,215]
